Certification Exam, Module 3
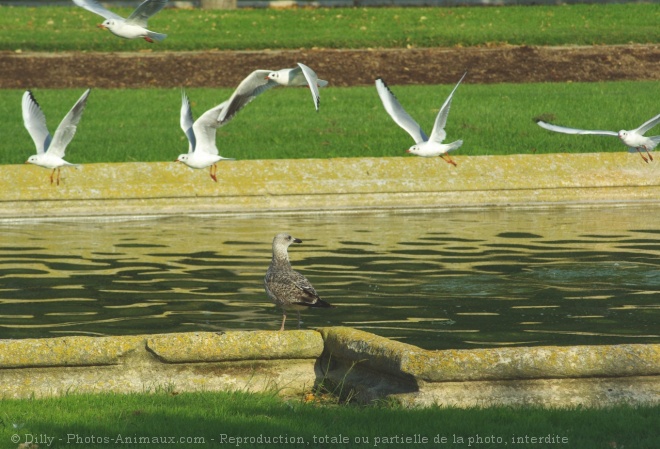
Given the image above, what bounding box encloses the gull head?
[406,145,422,156]
[25,155,39,165]
[617,130,630,144]
[175,154,189,163]
[271,233,302,262]
[266,70,290,86]
[98,20,113,30]
[273,233,301,252]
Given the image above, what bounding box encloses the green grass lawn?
[2,3,659,163]
[3,81,659,164]
[1,3,658,52]
[1,390,658,448]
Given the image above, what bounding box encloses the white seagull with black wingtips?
[22,89,91,185]
[535,113,660,163]
[376,72,467,167]
[176,90,234,182]
[73,0,168,43]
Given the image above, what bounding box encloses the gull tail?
[628,136,660,153]
[147,31,167,42]
[445,140,463,153]
[309,298,335,309]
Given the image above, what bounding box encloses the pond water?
[0,205,658,350]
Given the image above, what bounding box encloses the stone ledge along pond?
[0,205,658,350]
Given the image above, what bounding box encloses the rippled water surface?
[1,206,658,350]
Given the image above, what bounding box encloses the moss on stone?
[147,331,324,363]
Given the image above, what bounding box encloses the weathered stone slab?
[147,330,324,362]
[1,154,658,219]
[0,335,144,368]
[0,331,323,399]
[0,329,658,406]
[321,327,660,382]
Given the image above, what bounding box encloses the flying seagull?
[375,72,467,166]
[72,0,168,43]
[176,90,234,182]
[264,233,334,331]
[535,113,660,163]
[23,89,91,185]
[265,63,328,112]
[217,63,327,124]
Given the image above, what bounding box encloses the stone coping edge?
[320,327,660,382]
[1,328,658,383]
[1,154,659,220]
[0,331,324,368]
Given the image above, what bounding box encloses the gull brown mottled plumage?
[264,233,333,331]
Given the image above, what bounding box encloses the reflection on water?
[0,206,658,350]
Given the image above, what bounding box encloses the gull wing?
[375,78,427,144]
[72,0,124,21]
[429,71,467,144]
[126,0,168,27]
[180,90,196,153]
[217,70,277,125]
[297,63,322,112]
[291,271,322,306]
[47,89,91,158]
[633,112,660,136]
[22,91,51,154]
[192,100,229,155]
[535,120,617,137]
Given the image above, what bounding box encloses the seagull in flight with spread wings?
[375,72,467,167]
[536,113,660,163]
[176,90,234,182]
[217,64,327,124]
[22,89,90,186]
[73,0,168,43]
[265,63,328,112]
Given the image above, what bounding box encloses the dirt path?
[1,44,658,89]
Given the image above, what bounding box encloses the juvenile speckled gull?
[264,233,333,331]
[535,113,660,163]
[217,64,327,124]
[375,72,467,167]
[73,0,168,43]
[176,90,234,182]
[23,89,91,185]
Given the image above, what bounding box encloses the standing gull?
[23,89,91,185]
[73,0,168,43]
[264,233,333,331]
[176,90,235,182]
[375,72,467,166]
[535,113,660,163]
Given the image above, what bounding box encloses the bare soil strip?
[1,44,658,89]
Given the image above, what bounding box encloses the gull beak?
[97,23,107,29]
